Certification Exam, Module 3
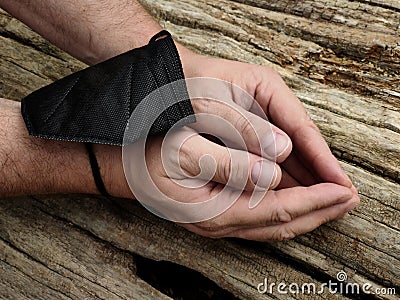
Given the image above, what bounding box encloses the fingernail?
[270,167,279,188]
[350,184,358,195]
[251,160,277,189]
[262,132,290,158]
[342,172,353,187]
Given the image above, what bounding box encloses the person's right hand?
[119,125,358,241]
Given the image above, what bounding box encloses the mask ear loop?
[85,143,111,197]
[85,30,174,198]
[149,30,172,43]
[85,29,172,197]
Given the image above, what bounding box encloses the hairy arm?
[0,0,164,198]
[0,98,95,196]
[0,0,162,64]
[0,98,130,198]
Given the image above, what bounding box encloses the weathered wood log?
[0,196,171,300]
[0,0,399,299]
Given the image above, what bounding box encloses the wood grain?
[0,0,399,298]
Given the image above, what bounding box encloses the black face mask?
[21,30,195,146]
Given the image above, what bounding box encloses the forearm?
[0,0,192,199]
[0,0,162,65]
[0,98,133,198]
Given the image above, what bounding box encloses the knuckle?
[236,115,255,138]
[319,216,331,226]
[291,111,320,141]
[305,115,320,133]
[263,67,284,85]
[272,226,297,241]
[266,67,280,80]
[235,116,260,150]
[231,158,249,186]
[352,196,361,207]
[270,195,293,223]
[191,98,211,114]
[179,140,199,176]
[272,206,293,223]
[216,152,232,183]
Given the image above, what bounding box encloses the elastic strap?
[149,30,172,43]
[85,143,110,197]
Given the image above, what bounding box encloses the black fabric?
[21,30,195,146]
[85,143,110,197]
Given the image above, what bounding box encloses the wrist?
[84,5,163,65]
[91,144,134,199]
[0,99,99,196]
[88,24,163,65]
[175,43,204,79]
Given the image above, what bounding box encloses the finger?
[230,194,360,241]
[350,183,359,197]
[190,98,292,163]
[199,183,353,229]
[280,152,320,186]
[179,133,282,191]
[254,69,352,187]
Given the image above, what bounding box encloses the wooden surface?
[0,0,399,299]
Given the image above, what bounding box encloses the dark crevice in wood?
[136,256,238,300]
[333,149,399,184]
[32,196,131,251]
[145,1,399,107]
[27,199,142,299]
[1,219,117,300]
[357,192,400,214]
[32,196,239,300]
[0,235,60,277]
[0,30,69,63]
[5,57,49,81]
[0,260,72,300]
[1,4,399,298]
[329,213,400,262]
[299,96,400,134]
[59,265,119,300]
[348,0,400,12]
[231,0,400,19]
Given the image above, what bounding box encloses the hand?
[104,69,358,241]
[157,46,358,240]
[119,127,357,241]
[121,78,294,221]
[178,46,357,192]
[97,46,359,241]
